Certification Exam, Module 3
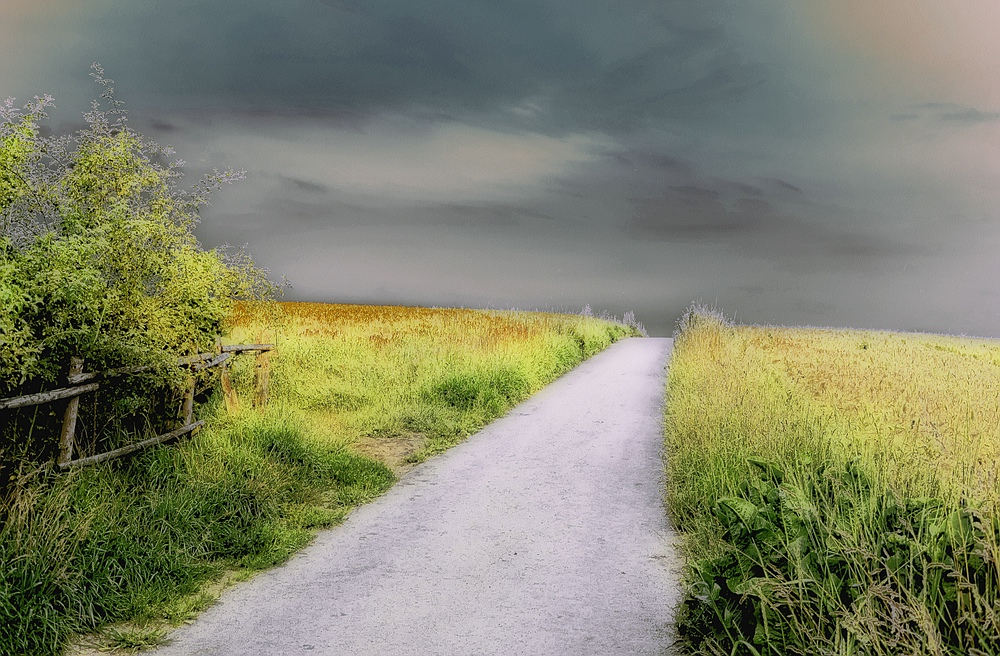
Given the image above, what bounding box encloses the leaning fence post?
[220,360,239,414]
[58,357,85,466]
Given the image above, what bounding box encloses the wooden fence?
[0,343,274,470]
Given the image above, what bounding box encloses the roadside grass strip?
[227,302,636,463]
[0,302,635,656]
[665,308,1000,655]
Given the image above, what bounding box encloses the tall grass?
[0,404,394,656]
[227,302,636,461]
[0,302,635,655]
[665,308,1000,655]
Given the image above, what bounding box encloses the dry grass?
[732,325,1000,505]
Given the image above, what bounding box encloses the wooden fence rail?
[0,382,101,411]
[58,421,206,471]
[0,344,274,470]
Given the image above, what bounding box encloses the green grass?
[226,302,636,463]
[0,302,635,656]
[0,405,393,655]
[665,307,1000,655]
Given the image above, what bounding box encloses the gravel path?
[154,337,681,655]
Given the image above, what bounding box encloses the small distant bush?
[674,301,730,337]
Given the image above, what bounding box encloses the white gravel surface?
[154,336,681,655]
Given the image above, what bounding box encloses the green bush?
[0,67,274,471]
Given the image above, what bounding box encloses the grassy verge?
[0,302,634,656]
[228,302,637,467]
[665,307,1000,655]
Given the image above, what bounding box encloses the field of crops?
[0,302,635,656]
[665,309,1000,655]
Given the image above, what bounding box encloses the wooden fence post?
[254,350,271,410]
[182,377,195,426]
[58,357,84,466]
[220,361,239,414]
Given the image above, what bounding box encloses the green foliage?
[0,245,36,381]
[678,458,1000,655]
[0,68,274,470]
[0,77,268,389]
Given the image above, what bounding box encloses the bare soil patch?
[350,433,427,476]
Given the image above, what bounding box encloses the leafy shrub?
[679,458,1000,655]
[0,67,274,471]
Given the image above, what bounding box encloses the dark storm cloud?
[72,0,590,119]
[616,154,918,270]
[51,0,804,140]
[7,0,1000,337]
[599,49,769,113]
[419,204,557,228]
[260,197,365,224]
[148,119,179,133]
[761,178,802,195]
[626,187,907,255]
[939,108,1000,123]
[732,183,765,197]
[615,151,693,177]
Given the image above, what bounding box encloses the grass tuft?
[101,625,167,652]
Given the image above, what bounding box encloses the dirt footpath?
[154,337,682,655]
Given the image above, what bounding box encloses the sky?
[2,0,1000,336]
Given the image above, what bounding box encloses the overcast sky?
[3,1,1000,336]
